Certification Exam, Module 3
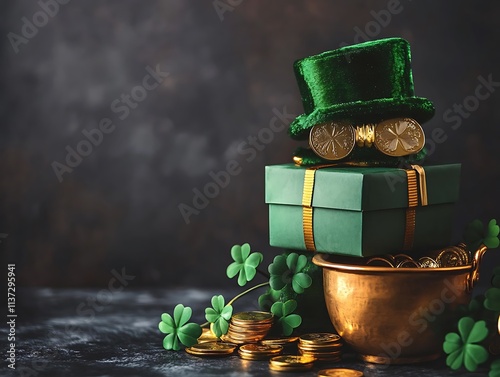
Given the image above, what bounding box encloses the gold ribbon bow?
[301,164,428,252]
[309,117,425,161]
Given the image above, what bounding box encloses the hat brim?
[288,97,435,140]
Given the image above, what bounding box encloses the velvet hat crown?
[289,37,435,140]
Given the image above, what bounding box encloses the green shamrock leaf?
[485,287,500,311]
[268,252,312,294]
[464,219,500,251]
[490,358,500,377]
[205,295,233,338]
[158,304,202,351]
[258,288,282,311]
[226,243,263,286]
[443,317,489,371]
[271,299,302,336]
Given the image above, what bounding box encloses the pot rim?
[312,253,472,273]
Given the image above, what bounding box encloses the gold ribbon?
[302,168,317,251]
[301,165,429,253]
[402,166,429,250]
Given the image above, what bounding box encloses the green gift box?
[265,163,461,257]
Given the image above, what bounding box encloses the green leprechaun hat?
[289,37,435,140]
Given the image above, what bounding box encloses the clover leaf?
[490,359,500,377]
[443,317,489,371]
[465,219,500,251]
[158,304,202,351]
[205,295,233,338]
[258,288,282,311]
[268,252,312,294]
[226,243,263,286]
[271,299,302,336]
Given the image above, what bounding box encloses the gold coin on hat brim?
[299,333,341,344]
[239,344,283,355]
[373,118,425,157]
[261,336,299,346]
[269,355,317,367]
[231,311,274,324]
[318,368,364,377]
[309,122,356,161]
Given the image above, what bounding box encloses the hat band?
[308,117,425,160]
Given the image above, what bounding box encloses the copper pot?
[312,245,488,365]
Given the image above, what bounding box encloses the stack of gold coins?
[260,336,299,346]
[269,355,316,372]
[221,311,274,344]
[185,341,236,357]
[298,333,343,361]
[238,344,283,360]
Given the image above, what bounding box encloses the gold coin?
[418,257,439,268]
[374,118,425,157]
[238,353,272,361]
[185,347,234,357]
[197,328,218,343]
[318,368,364,377]
[366,256,395,267]
[299,333,341,344]
[298,342,343,351]
[226,330,267,339]
[231,311,274,324]
[393,254,413,265]
[436,246,470,267]
[189,342,236,353]
[309,122,355,161]
[261,336,299,345]
[299,349,342,357]
[222,336,261,344]
[239,344,283,355]
[269,363,314,372]
[228,324,271,333]
[269,355,316,367]
[396,259,420,268]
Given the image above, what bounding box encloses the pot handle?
[467,244,489,292]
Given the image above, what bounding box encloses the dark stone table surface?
[0,288,489,377]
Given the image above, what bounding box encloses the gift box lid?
[265,164,461,211]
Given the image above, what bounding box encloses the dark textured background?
[1,0,500,288]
